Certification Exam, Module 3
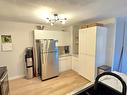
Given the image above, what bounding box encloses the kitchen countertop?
[59,54,72,58]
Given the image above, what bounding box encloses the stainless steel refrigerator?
[36,39,59,80]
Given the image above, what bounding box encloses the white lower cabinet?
[59,56,80,73]
[59,56,72,72]
[79,55,95,81]
[72,56,79,73]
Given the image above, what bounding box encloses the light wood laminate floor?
[9,70,89,95]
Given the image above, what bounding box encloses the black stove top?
[0,66,7,79]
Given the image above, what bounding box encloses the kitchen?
[0,0,127,95]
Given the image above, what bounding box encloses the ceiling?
[0,0,127,26]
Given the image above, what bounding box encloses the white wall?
[0,21,71,79]
[105,23,115,66]
[98,18,115,66]
[0,21,36,79]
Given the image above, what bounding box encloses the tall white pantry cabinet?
[79,26,107,82]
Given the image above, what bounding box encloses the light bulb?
[51,23,54,26]
[62,21,65,24]
[46,19,49,23]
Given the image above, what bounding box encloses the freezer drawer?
[41,51,59,80]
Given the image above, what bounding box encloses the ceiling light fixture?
[46,13,67,26]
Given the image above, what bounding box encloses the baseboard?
[9,75,25,80]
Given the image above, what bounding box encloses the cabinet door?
[85,55,95,81]
[79,54,95,81]
[86,27,96,56]
[59,56,72,72]
[62,31,71,46]
[79,29,87,54]
[66,56,72,70]
[79,54,86,76]
[59,60,64,72]
[72,56,79,73]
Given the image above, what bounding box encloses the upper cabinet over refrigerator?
[33,30,71,46]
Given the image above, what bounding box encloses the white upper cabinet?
[61,31,71,46]
[86,27,96,56]
[79,27,96,56]
[79,29,87,54]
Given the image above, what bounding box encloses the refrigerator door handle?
[41,53,44,64]
[41,53,48,64]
